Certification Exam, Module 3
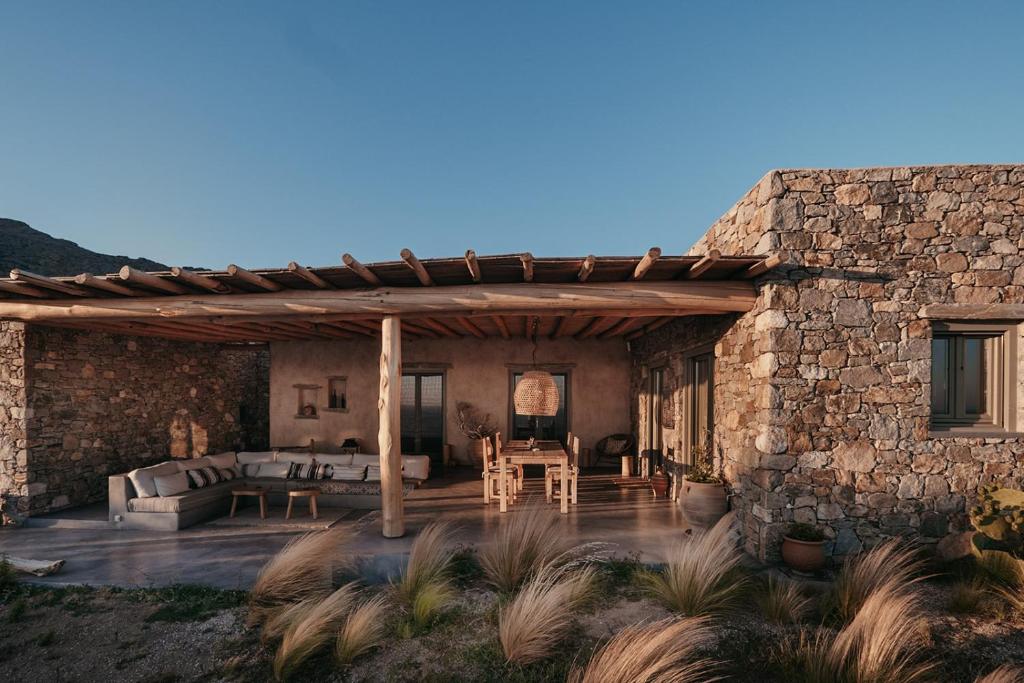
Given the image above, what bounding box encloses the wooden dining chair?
[495,431,523,492]
[546,435,580,505]
[482,436,518,504]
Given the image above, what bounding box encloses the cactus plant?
[969,484,1024,557]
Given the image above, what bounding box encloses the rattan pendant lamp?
[513,319,560,417]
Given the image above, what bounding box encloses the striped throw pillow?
[287,462,331,480]
[186,466,224,489]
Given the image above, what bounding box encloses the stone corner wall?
[1,324,270,515]
[679,164,1024,562]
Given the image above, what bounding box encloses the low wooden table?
[286,488,320,520]
[499,442,569,514]
[230,486,268,519]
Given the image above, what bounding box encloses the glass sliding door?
[686,352,714,464]
[400,373,445,468]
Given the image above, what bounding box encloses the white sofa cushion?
[237,451,276,465]
[277,453,314,466]
[177,457,213,472]
[153,471,190,497]
[330,465,367,481]
[256,462,291,478]
[314,453,353,467]
[352,453,379,467]
[128,461,181,498]
[365,464,382,482]
[402,455,431,480]
[206,451,237,469]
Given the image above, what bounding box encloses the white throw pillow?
[365,464,382,482]
[256,462,291,478]
[177,457,213,472]
[206,451,237,469]
[153,471,190,497]
[330,465,367,481]
[127,461,180,498]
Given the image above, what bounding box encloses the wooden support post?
[379,316,404,538]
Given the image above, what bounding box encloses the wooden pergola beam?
[575,316,619,340]
[342,253,383,286]
[598,317,644,339]
[10,269,89,297]
[288,262,332,289]
[401,249,434,286]
[684,250,721,280]
[0,280,52,299]
[624,316,675,340]
[741,253,783,279]
[631,247,661,281]
[73,273,142,297]
[410,318,452,337]
[551,315,574,338]
[0,281,756,323]
[456,316,486,339]
[577,255,596,282]
[520,253,534,282]
[227,264,283,292]
[491,315,510,339]
[118,266,190,295]
[171,267,229,293]
[464,250,482,283]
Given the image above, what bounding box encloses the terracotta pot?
[781,536,827,572]
[650,473,670,499]
[680,477,728,527]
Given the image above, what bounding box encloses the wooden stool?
[230,487,268,519]
[286,488,320,520]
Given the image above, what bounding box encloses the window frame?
[930,321,1017,434]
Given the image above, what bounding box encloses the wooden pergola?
[0,247,779,537]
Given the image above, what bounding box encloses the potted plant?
[681,437,728,527]
[781,522,827,572]
[456,401,497,468]
[650,464,670,499]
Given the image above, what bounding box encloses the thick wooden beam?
[0,280,53,299]
[288,262,332,289]
[378,316,404,538]
[631,247,661,281]
[491,315,510,339]
[118,266,190,295]
[227,264,283,292]
[342,253,383,286]
[464,250,482,283]
[455,316,486,339]
[577,255,596,282]
[73,274,141,297]
[171,267,229,293]
[684,250,721,280]
[10,270,88,297]
[400,248,434,286]
[0,281,756,323]
[741,253,783,279]
[520,253,534,282]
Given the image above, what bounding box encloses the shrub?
[641,514,745,615]
[479,502,572,593]
[249,527,350,625]
[829,539,923,623]
[411,580,454,629]
[498,565,597,665]
[946,579,989,615]
[335,595,389,666]
[567,616,718,683]
[272,582,359,680]
[396,522,457,602]
[786,523,826,543]
[755,576,812,624]
[976,665,1024,683]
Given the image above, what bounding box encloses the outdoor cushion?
[287,463,331,480]
[255,462,291,478]
[277,453,314,466]
[402,455,430,480]
[127,482,234,513]
[352,453,379,467]
[177,457,213,472]
[236,451,276,465]
[153,471,190,497]
[127,461,181,498]
[365,464,382,482]
[330,465,367,481]
[314,453,353,467]
[206,451,237,469]
[186,466,227,489]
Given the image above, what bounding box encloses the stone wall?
[0,324,269,516]
[0,322,27,522]
[676,164,1024,561]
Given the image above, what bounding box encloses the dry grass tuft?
[396,522,457,604]
[479,501,573,593]
[249,527,350,625]
[261,597,319,644]
[641,514,745,616]
[788,579,931,683]
[567,616,719,683]
[335,595,389,666]
[755,575,812,624]
[498,565,597,665]
[272,582,359,680]
[976,665,1024,683]
[947,579,990,615]
[411,580,455,628]
[830,539,923,623]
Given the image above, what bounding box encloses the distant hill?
[0,218,179,277]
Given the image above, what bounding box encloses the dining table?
[499,440,570,514]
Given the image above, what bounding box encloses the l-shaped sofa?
[108,450,430,530]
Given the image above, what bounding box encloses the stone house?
[2,163,1023,561]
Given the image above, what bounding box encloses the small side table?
[287,488,320,520]
[231,487,268,519]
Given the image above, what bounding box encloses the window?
[510,372,569,442]
[686,351,714,463]
[930,323,1016,432]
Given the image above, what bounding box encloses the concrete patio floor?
[0,470,691,590]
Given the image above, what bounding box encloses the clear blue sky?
[2,1,1023,269]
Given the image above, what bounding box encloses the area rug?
[202,506,355,530]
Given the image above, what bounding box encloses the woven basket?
[514,370,560,416]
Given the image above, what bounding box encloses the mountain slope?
[0,218,172,276]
